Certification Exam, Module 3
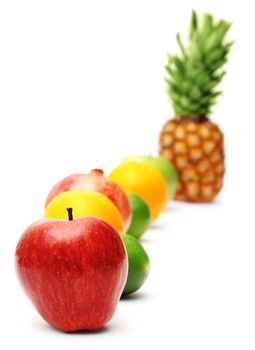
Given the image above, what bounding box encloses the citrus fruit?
[124,155,178,200]
[126,193,151,239]
[108,161,168,221]
[44,190,124,232]
[120,233,150,296]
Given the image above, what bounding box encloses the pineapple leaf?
[205,46,227,66]
[172,56,186,74]
[190,10,198,41]
[201,13,213,42]
[176,33,187,58]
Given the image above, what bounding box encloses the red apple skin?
[45,170,132,231]
[15,216,128,332]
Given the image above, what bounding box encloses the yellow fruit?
[44,190,124,232]
[159,117,224,202]
[159,11,231,203]
[108,161,168,221]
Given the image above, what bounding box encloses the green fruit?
[120,233,150,296]
[123,155,178,199]
[126,193,151,239]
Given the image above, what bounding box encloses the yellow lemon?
[108,161,168,221]
[44,190,124,232]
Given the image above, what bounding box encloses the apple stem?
[67,208,73,221]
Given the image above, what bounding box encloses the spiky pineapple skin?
[159,117,224,202]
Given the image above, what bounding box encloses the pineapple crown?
[165,10,233,117]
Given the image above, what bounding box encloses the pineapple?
[159,10,233,202]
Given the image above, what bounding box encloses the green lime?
[126,193,151,239]
[120,233,150,296]
[123,155,178,200]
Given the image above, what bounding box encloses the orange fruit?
[108,161,168,221]
[44,190,124,232]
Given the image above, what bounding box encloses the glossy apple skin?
[45,170,132,231]
[15,217,128,332]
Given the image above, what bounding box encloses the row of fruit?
[15,155,176,332]
[14,10,232,333]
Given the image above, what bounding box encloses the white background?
[0,0,255,349]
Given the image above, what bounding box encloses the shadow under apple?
[120,291,152,302]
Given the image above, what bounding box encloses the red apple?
[15,211,128,332]
[45,169,132,231]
